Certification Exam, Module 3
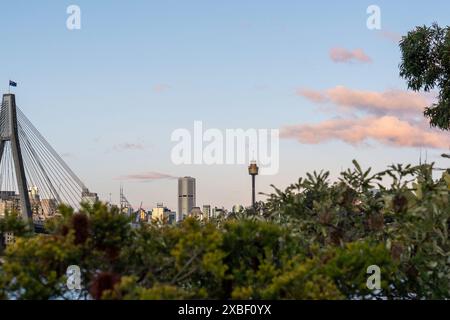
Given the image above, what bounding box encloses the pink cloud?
[329,47,372,63]
[281,116,449,149]
[153,84,171,93]
[296,88,327,103]
[296,86,428,116]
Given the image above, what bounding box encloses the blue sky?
[1,1,449,210]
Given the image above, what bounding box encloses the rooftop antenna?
[119,183,123,211]
[419,147,422,165]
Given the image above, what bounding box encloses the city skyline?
[2,1,450,210]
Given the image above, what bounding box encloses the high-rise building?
[202,205,211,219]
[81,188,99,206]
[189,206,203,220]
[151,203,176,224]
[137,208,148,222]
[0,192,20,217]
[212,206,227,218]
[178,176,196,221]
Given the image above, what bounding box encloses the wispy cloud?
[152,84,171,93]
[281,116,449,149]
[116,172,178,182]
[296,86,428,116]
[329,47,372,63]
[378,30,402,43]
[296,88,328,103]
[113,143,145,151]
[60,152,76,158]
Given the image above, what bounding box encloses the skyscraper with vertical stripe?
[178,176,196,221]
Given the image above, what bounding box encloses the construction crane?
[119,184,133,217]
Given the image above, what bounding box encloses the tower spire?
[248,160,259,209]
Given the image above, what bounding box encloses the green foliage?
[261,242,394,300]
[102,276,192,300]
[262,161,450,299]
[0,233,80,299]
[0,161,449,300]
[399,23,450,130]
[0,211,32,238]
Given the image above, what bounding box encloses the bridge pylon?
[0,94,32,222]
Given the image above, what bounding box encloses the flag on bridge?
[9,80,17,87]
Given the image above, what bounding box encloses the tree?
[399,23,450,130]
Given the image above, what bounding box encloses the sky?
[1,0,450,211]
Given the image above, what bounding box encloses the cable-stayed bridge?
[0,93,97,232]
